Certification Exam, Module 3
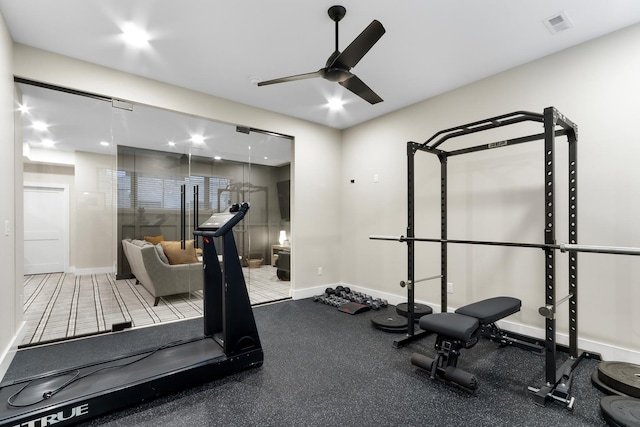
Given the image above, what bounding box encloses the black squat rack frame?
[408,107,581,408]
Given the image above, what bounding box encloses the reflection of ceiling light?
[122,22,149,47]
[190,135,205,144]
[327,98,345,110]
[42,139,55,147]
[214,156,222,160]
[100,141,110,146]
[32,121,49,131]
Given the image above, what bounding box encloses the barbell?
[369,235,640,256]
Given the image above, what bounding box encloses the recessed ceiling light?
[32,121,49,131]
[122,22,150,47]
[100,141,110,147]
[190,135,205,144]
[327,98,345,110]
[18,104,30,114]
[214,156,222,161]
[168,141,176,147]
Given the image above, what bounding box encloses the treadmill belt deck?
[0,337,226,424]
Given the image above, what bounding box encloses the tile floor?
[21,265,291,346]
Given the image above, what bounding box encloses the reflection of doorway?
[23,184,69,274]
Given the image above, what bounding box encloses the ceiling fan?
[257,5,386,104]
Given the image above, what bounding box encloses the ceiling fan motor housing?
[323,67,352,82]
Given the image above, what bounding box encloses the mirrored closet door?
[17,80,292,347]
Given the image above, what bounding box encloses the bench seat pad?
[455,296,521,324]
[419,313,479,342]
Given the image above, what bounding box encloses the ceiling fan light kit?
[258,5,385,104]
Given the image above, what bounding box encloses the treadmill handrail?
[194,202,250,237]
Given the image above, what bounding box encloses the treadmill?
[0,202,262,427]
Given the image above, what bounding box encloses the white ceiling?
[2,0,640,130]
[18,82,293,167]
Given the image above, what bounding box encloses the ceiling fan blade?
[257,70,323,86]
[331,20,385,69]
[339,75,383,104]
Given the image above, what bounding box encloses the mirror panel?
[17,81,292,347]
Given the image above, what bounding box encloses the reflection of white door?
[24,185,69,274]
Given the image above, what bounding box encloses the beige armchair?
[122,239,204,306]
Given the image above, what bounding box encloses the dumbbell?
[373,298,388,308]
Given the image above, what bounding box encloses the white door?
[24,185,68,274]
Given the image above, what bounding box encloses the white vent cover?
[544,11,574,34]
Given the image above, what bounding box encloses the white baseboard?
[496,319,640,363]
[300,282,640,364]
[71,266,116,276]
[291,283,342,300]
[0,320,26,382]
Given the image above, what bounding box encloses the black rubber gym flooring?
[4,299,608,426]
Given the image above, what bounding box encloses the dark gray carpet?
[4,299,608,426]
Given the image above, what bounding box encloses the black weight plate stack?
[371,314,408,333]
[598,362,640,398]
[593,369,630,397]
[601,395,640,427]
[395,303,432,321]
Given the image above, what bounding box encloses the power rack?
[380,107,586,408]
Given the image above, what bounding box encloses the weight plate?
[591,368,629,397]
[601,395,640,427]
[396,303,433,320]
[593,369,630,397]
[599,362,640,398]
[371,314,408,333]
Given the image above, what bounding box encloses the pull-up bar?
[369,235,640,256]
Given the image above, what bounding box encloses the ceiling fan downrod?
[328,5,346,52]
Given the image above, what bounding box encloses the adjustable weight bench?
[411,296,521,391]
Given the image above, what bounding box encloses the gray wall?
[4,15,640,372]
[340,23,640,361]
[0,10,20,376]
[11,43,343,294]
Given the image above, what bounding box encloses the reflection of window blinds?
[134,174,184,209]
[117,170,131,208]
[116,169,230,211]
[209,177,231,212]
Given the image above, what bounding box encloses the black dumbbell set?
[313,286,389,311]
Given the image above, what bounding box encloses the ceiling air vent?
[544,11,573,34]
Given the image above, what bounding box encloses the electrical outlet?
[447,282,454,294]
[317,267,323,276]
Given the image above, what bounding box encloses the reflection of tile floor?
[245,265,291,305]
[21,266,290,346]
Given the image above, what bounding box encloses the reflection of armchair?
[122,239,203,305]
[276,251,290,281]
